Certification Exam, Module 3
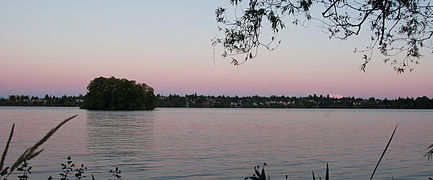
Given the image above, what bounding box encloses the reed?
[245,124,398,180]
[244,162,268,180]
[425,144,433,160]
[0,115,77,179]
[370,124,398,180]
[0,124,14,173]
[312,163,329,180]
[0,115,123,180]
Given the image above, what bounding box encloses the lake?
[0,107,433,179]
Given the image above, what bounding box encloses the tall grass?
[370,124,398,180]
[0,114,125,180]
[245,124,398,180]
[0,115,77,179]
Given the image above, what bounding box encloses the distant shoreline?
[2,106,432,109]
[1,94,432,109]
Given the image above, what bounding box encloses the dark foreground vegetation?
[2,94,433,109]
[0,115,120,180]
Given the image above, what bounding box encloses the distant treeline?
[157,94,433,109]
[1,94,433,109]
[0,95,83,107]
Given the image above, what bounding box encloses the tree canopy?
[213,0,433,72]
[156,94,433,108]
[80,77,156,110]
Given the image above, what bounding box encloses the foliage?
[3,94,432,109]
[0,115,123,180]
[80,76,156,110]
[0,115,77,180]
[245,163,329,180]
[17,161,31,180]
[0,95,83,107]
[58,156,87,180]
[245,163,268,180]
[109,167,122,180]
[12,157,123,180]
[213,0,433,72]
[157,94,433,109]
[18,157,121,180]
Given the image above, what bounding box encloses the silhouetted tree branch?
[213,0,433,73]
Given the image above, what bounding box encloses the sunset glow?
[1,1,432,99]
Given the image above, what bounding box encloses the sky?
[1,0,432,99]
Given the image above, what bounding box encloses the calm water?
[1,107,433,179]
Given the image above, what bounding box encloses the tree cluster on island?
[79,76,156,110]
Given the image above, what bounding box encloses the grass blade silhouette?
[425,143,433,160]
[370,124,398,180]
[0,124,14,171]
[6,115,77,177]
[325,163,329,180]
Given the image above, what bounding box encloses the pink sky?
[1,1,432,99]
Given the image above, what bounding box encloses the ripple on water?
[1,107,433,179]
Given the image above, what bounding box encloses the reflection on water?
[1,107,433,180]
[86,111,155,176]
[87,111,154,153]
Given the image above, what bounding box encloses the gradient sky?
[1,0,432,99]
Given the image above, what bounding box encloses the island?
[79,76,156,110]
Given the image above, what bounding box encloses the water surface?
[0,107,432,179]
